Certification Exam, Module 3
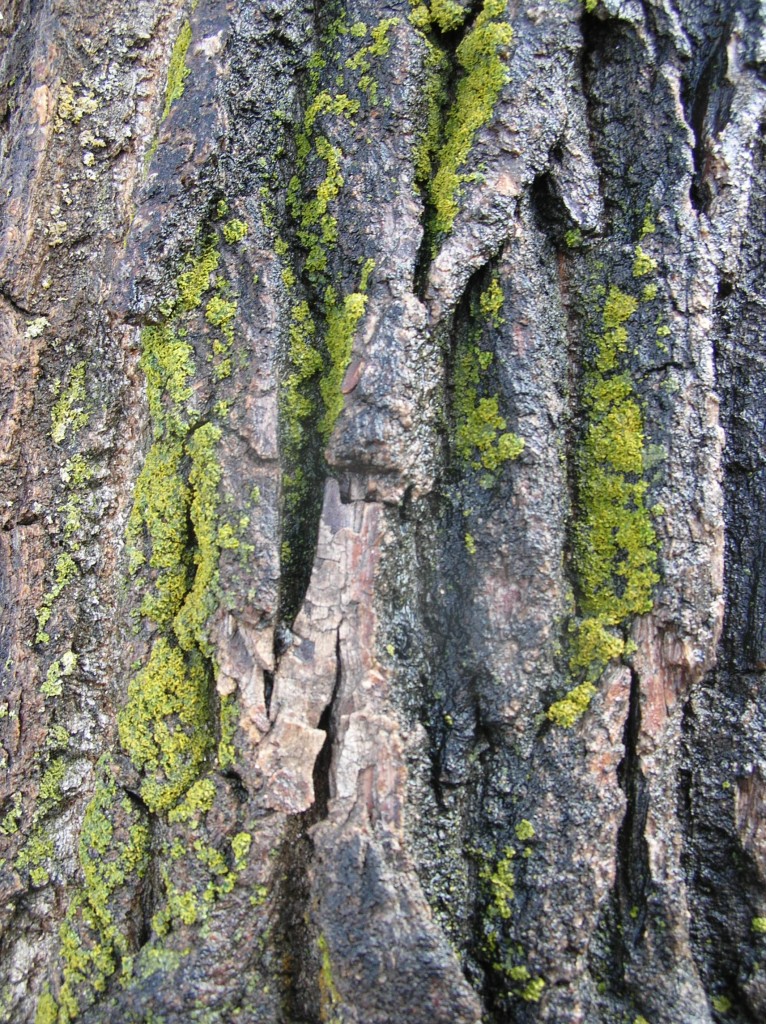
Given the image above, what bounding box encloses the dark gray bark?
[0,1,765,1022]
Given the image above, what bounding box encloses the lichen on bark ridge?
[0,1,764,1023]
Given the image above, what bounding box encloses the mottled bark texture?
[0,0,765,1021]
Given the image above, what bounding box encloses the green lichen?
[344,17,399,102]
[51,363,88,445]
[547,681,597,728]
[34,989,58,1024]
[480,846,515,920]
[138,323,195,437]
[172,423,223,656]
[222,219,248,244]
[35,552,79,645]
[518,976,545,1003]
[430,0,468,32]
[58,764,150,1019]
[318,260,374,440]
[218,694,239,769]
[711,996,731,1014]
[413,35,449,189]
[550,280,659,726]
[479,277,504,326]
[152,828,252,936]
[38,758,67,806]
[633,245,657,278]
[15,827,55,886]
[752,917,766,934]
[565,227,584,248]
[318,933,342,1023]
[454,342,524,472]
[514,819,535,842]
[118,638,213,813]
[429,0,513,237]
[167,778,216,825]
[231,831,252,871]
[1,792,22,835]
[163,20,192,120]
[126,439,191,624]
[177,241,220,311]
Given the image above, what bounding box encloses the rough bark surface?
[0,1,765,1022]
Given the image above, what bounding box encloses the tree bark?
[1,1,765,1022]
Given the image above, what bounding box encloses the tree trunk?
[1,1,765,1021]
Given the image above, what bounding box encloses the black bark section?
[683,117,766,1024]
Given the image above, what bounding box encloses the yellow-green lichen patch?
[222,219,248,245]
[480,846,515,921]
[138,324,196,437]
[633,245,657,278]
[454,342,524,472]
[752,917,766,934]
[430,0,469,32]
[118,637,213,813]
[318,933,342,1022]
[547,681,597,728]
[344,18,399,103]
[218,694,239,769]
[42,650,76,698]
[1,792,22,835]
[550,281,659,725]
[57,763,150,1018]
[152,828,253,936]
[429,0,513,237]
[413,33,449,190]
[167,777,216,826]
[514,819,535,842]
[34,989,58,1024]
[172,423,223,657]
[35,552,79,645]
[163,20,192,120]
[177,240,220,311]
[38,758,67,807]
[15,827,55,886]
[51,362,88,445]
[318,259,374,441]
[479,277,505,326]
[126,439,191,625]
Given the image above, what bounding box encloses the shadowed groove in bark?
[615,668,650,950]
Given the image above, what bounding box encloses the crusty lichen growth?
[318,259,374,440]
[121,219,245,814]
[549,279,659,726]
[55,762,150,1022]
[454,343,524,472]
[429,0,513,237]
[547,681,598,728]
[35,553,79,645]
[318,933,342,1023]
[118,638,213,813]
[163,20,192,120]
[173,423,223,656]
[51,363,88,445]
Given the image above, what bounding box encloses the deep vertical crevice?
[615,668,650,949]
[312,627,342,820]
